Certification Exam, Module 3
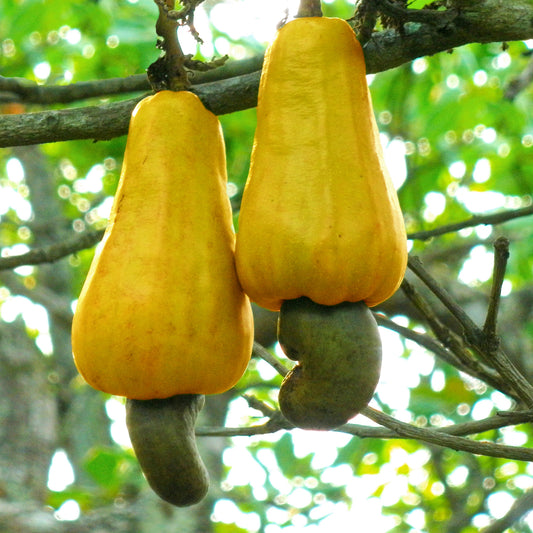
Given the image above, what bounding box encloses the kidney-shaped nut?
[278,297,382,430]
[126,394,209,506]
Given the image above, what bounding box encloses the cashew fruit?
[235,17,407,311]
[278,297,382,430]
[71,90,253,399]
[126,394,209,507]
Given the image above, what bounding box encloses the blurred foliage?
[2,0,533,532]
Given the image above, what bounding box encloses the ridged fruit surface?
[235,17,407,311]
[72,90,253,399]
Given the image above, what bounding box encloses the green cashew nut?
[126,394,209,506]
[278,297,382,430]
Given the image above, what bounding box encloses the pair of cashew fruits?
[71,14,408,505]
[235,17,407,429]
[72,90,254,505]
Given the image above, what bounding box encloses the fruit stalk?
[296,0,322,18]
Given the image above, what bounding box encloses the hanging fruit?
[71,0,253,507]
[71,90,254,400]
[235,16,407,312]
[234,12,405,430]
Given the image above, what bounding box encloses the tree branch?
[252,341,290,376]
[196,406,533,439]
[3,0,533,147]
[0,74,149,105]
[0,55,263,105]
[363,0,533,73]
[407,205,533,241]
[362,406,533,462]
[0,72,261,147]
[375,0,459,28]
[438,409,533,437]
[482,487,533,532]
[236,339,533,461]
[408,256,533,408]
[196,404,533,462]
[375,313,512,397]
[0,230,104,271]
[398,278,519,399]
[483,237,510,338]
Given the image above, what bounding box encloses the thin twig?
[408,256,483,342]
[0,55,263,105]
[375,0,458,28]
[252,341,290,377]
[344,409,533,439]
[237,332,533,462]
[362,407,533,462]
[407,205,533,241]
[242,394,277,417]
[481,487,533,532]
[0,230,104,271]
[375,313,513,397]
[375,313,466,370]
[196,416,291,437]
[344,409,533,440]
[408,256,533,408]
[483,237,510,338]
[504,54,533,101]
[436,409,533,437]
[196,406,533,461]
[399,278,517,399]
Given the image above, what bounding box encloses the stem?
[375,312,514,398]
[0,229,104,271]
[353,0,379,45]
[152,0,190,91]
[408,256,481,342]
[297,0,322,18]
[362,407,533,462]
[407,205,533,241]
[483,237,510,337]
[482,488,533,533]
[408,255,533,408]
[253,341,290,377]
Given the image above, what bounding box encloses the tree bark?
[1,0,533,147]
